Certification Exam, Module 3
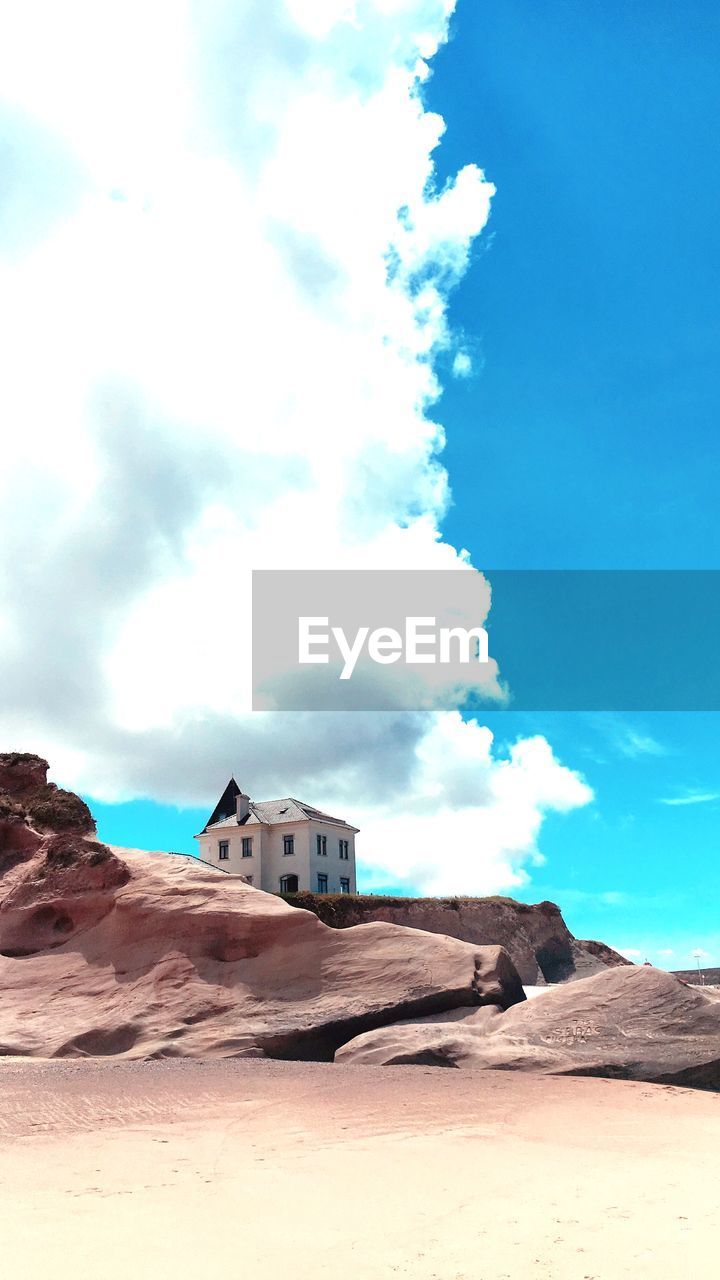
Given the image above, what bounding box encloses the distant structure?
[673,964,720,988]
[195,778,358,895]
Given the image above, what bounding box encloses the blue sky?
[433,0,720,571]
[2,2,718,968]
[425,0,720,964]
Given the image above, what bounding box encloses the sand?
[1,1059,718,1279]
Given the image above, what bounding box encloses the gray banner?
[252,569,502,711]
[252,569,720,711]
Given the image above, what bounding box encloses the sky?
[427,0,720,966]
[1,0,719,968]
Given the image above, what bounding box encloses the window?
[316,833,327,856]
[317,873,328,893]
[242,836,253,858]
[280,873,298,893]
[340,877,350,894]
[339,839,349,860]
[283,834,295,856]
[218,840,229,861]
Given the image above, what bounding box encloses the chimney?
[236,791,250,821]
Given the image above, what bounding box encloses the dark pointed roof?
[203,777,241,830]
[198,781,359,836]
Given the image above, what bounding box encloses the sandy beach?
[1,1059,718,1280]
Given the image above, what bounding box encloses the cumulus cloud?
[0,0,592,892]
[351,714,593,895]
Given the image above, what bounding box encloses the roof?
[256,797,353,827]
[201,812,255,831]
[204,778,241,829]
[201,795,356,834]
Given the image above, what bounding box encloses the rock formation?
[0,752,94,835]
[335,965,720,1089]
[282,891,629,984]
[0,753,524,1059]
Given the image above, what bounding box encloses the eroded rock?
[0,847,525,1058]
[335,966,720,1089]
[0,752,95,835]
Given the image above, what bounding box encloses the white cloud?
[0,0,593,894]
[452,350,472,377]
[619,949,643,960]
[352,715,593,895]
[614,726,667,759]
[659,791,720,806]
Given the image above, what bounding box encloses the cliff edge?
[281,892,630,985]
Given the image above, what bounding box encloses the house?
[195,778,358,895]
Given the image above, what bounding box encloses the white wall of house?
[232,826,263,885]
[198,828,260,877]
[197,819,356,894]
[262,821,311,893]
[309,823,356,894]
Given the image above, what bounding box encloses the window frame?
[241,836,253,858]
[218,840,229,861]
[340,877,350,894]
[317,872,328,893]
[283,833,295,856]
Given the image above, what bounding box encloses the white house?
[195,778,358,895]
